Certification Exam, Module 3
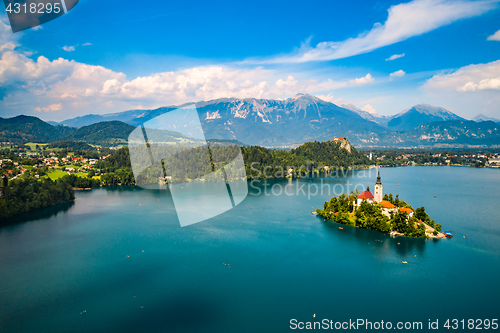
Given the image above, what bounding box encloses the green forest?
[94,139,369,184]
[0,176,75,221]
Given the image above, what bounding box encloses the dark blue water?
[1,166,499,332]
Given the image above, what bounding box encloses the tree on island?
[317,191,437,238]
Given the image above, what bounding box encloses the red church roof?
[357,190,374,200]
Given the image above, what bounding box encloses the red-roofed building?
[399,207,414,217]
[379,199,396,217]
[379,200,395,209]
[357,187,374,206]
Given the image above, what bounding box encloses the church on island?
[355,170,414,218]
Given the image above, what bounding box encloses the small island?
[315,171,447,238]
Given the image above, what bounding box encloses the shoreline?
[317,215,449,239]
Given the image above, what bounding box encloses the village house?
[379,200,396,217]
[400,207,414,217]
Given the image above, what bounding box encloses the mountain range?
[342,103,466,131]
[2,94,499,148]
[473,114,500,124]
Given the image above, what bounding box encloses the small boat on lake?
[339,227,343,230]
[444,232,453,238]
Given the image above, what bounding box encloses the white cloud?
[248,0,496,64]
[0,17,19,52]
[458,78,500,91]
[389,69,406,78]
[386,53,405,61]
[424,60,500,92]
[0,43,377,119]
[315,93,346,105]
[82,43,92,46]
[349,73,374,85]
[35,103,62,112]
[361,104,377,115]
[62,46,76,52]
[487,30,500,41]
[421,60,500,119]
[0,43,16,52]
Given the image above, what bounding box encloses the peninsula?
[315,171,447,238]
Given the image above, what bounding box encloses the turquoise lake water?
[1,166,499,332]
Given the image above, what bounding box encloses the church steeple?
[374,170,383,203]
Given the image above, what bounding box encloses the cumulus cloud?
[315,93,346,105]
[0,18,19,52]
[487,30,500,41]
[386,53,405,61]
[390,70,406,78]
[35,103,62,112]
[0,14,379,119]
[424,60,500,92]
[0,42,376,118]
[361,104,377,115]
[62,46,75,52]
[82,42,92,46]
[349,73,374,85]
[458,78,500,91]
[247,0,496,64]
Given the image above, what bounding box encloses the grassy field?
[62,164,80,169]
[47,169,69,180]
[47,169,88,180]
[25,142,49,151]
[75,172,88,178]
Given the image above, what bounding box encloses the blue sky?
[0,0,499,121]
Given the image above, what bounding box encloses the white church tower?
[374,170,383,203]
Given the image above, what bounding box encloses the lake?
[1,166,499,332]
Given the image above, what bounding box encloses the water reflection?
[1,201,75,227]
[319,217,427,257]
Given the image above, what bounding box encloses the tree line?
[0,176,74,221]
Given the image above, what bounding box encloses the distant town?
[1,141,499,186]
[364,151,500,168]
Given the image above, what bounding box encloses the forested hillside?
[66,121,136,146]
[0,115,75,143]
[95,139,368,182]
